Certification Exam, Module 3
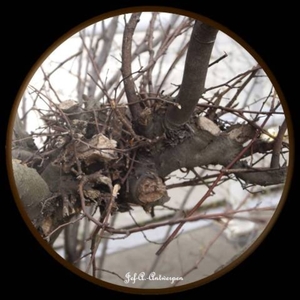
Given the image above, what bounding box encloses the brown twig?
[208,51,228,67]
[143,12,157,95]
[224,64,260,111]
[41,67,62,103]
[141,185,195,288]
[78,176,107,228]
[172,192,252,286]
[46,50,83,78]
[197,103,284,115]
[85,184,120,274]
[156,120,271,255]
[156,41,189,94]
[87,16,119,99]
[204,65,261,93]
[166,173,221,189]
[97,213,118,278]
[96,268,124,282]
[105,206,274,236]
[128,210,164,245]
[126,96,181,109]
[44,214,85,241]
[205,65,260,120]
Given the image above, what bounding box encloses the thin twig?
[208,52,228,67]
[78,177,107,228]
[106,206,275,236]
[197,103,284,115]
[96,268,124,282]
[204,65,261,93]
[46,51,82,78]
[128,210,164,245]
[173,192,252,286]
[156,108,273,255]
[97,213,118,278]
[44,215,85,240]
[141,186,194,288]
[85,184,120,274]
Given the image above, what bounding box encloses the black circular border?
[2,2,298,298]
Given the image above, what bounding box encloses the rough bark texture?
[10,19,288,245]
[11,113,287,242]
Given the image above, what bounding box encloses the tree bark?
[154,130,287,186]
[121,13,143,121]
[165,21,218,129]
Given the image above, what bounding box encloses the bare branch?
[173,192,251,285]
[47,50,82,78]
[85,183,120,275]
[208,51,228,67]
[156,112,274,255]
[224,64,260,110]
[106,206,275,235]
[121,13,143,120]
[157,41,189,94]
[87,16,119,98]
[165,21,218,128]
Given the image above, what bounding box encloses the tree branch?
[121,13,143,121]
[154,130,286,186]
[164,21,218,128]
[87,16,119,99]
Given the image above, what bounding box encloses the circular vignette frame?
[5,5,294,296]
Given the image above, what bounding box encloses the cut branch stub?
[58,99,88,121]
[81,134,118,164]
[128,170,170,213]
[58,99,79,113]
[225,123,256,144]
[56,134,117,173]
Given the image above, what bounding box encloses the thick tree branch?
[165,21,218,128]
[155,131,240,177]
[154,129,286,186]
[121,13,143,121]
[230,162,287,186]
